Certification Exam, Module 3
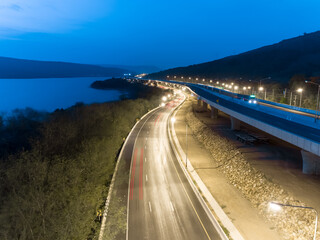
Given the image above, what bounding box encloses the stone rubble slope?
[186,104,317,240]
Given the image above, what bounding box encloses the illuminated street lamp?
[216,81,219,85]
[259,87,266,100]
[234,86,239,93]
[162,96,167,101]
[202,78,205,82]
[222,83,225,86]
[196,78,198,81]
[269,202,318,240]
[174,76,176,79]
[171,117,176,123]
[305,80,320,122]
[297,88,303,108]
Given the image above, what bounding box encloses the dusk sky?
[0,0,320,69]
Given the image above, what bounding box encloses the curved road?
[126,95,223,240]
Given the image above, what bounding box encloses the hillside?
[100,64,161,74]
[0,57,128,78]
[147,31,320,83]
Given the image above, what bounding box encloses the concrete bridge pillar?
[210,106,218,119]
[301,150,320,175]
[230,117,240,130]
[202,101,208,111]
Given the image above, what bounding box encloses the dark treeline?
[0,84,168,239]
[91,77,159,99]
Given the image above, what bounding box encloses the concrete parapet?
[301,150,320,175]
[230,117,240,130]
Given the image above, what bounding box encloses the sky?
[0,0,320,69]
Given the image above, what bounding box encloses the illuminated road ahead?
[126,96,223,240]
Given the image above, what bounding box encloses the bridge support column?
[210,106,218,119]
[202,101,208,111]
[197,99,201,106]
[230,117,240,130]
[301,150,320,175]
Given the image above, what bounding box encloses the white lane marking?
[149,201,152,212]
[146,174,148,182]
[145,145,147,149]
[146,137,148,141]
[145,157,147,163]
[170,201,174,212]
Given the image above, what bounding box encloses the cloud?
[0,0,112,36]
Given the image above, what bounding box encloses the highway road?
[187,84,320,143]
[126,95,223,240]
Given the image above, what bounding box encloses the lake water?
[0,77,124,114]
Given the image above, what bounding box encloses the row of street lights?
[167,75,320,122]
[167,75,309,107]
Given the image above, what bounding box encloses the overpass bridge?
[143,78,320,175]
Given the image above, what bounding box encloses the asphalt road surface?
[126,95,222,240]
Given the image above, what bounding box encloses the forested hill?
[147,31,320,83]
[0,56,128,78]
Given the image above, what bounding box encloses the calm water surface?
[0,77,123,114]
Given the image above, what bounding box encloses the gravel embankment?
[186,104,317,240]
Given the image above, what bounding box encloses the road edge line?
[98,105,162,240]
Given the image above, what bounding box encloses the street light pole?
[269,202,318,240]
[297,88,303,108]
[186,124,188,169]
[305,80,320,122]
